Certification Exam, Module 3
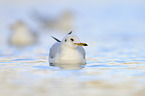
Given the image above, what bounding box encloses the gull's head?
[61,31,88,49]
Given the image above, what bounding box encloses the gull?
[34,11,73,33]
[49,31,88,66]
[9,21,38,47]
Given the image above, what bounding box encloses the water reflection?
[33,66,59,70]
[50,63,85,69]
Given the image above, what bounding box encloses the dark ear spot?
[65,39,67,42]
[68,31,72,34]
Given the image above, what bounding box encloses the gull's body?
[49,32,87,66]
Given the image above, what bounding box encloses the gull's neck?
[60,44,75,51]
[59,43,77,56]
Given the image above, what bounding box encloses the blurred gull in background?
[34,11,74,33]
[9,21,38,48]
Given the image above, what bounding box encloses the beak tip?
[74,43,88,46]
[84,44,88,46]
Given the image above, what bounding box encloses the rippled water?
[0,32,145,96]
[0,0,145,96]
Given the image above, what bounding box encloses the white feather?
[49,33,87,65]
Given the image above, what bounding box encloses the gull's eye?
[70,38,74,41]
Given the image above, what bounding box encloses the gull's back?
[49,42,61,63]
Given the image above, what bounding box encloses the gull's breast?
[54,49,86,64]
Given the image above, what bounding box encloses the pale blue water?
[0,0,145,96]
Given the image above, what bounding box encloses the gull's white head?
[61,31,88,49]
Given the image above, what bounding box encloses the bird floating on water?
[34,11,74,33]
[9,21,38,47]
[49,31,88,66]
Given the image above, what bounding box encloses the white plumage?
[49,32,87,66]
